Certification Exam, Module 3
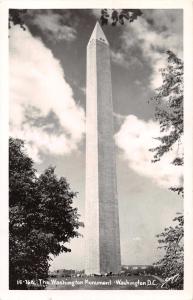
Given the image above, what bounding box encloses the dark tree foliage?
[9,9,143,29]
[100,9,143,26]
[9,137,82,289]
[9,9,27,30]
[150,51,184,289]
[154,213,184,289]
[150,50,184,196]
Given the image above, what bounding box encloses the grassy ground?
[46,274,166,290]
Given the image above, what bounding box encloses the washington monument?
[85,22,121,275]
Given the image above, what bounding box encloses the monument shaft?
[85,23,121,274]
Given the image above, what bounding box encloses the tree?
[100,9,142,26]
[9,9,143,30]
[9,9,27,30]
[9,137,83,289]
[150,50,184,195]
[150,51,184,289]
[154,213,184,289]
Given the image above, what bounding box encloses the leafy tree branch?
[9,137,83,289]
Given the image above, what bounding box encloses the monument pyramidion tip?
[88,21,109,45]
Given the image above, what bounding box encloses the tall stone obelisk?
[85,22,121,275]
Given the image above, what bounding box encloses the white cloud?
[92,9,101,18]
[111,49,143,69]
[132,237,141,241]
[115,115,183,189]
[29,11,77,42]
[9,25,85,163]
[112,10,183,89]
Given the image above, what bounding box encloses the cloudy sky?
[9,9,183,271]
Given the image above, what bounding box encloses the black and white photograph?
[0,1,192,298]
